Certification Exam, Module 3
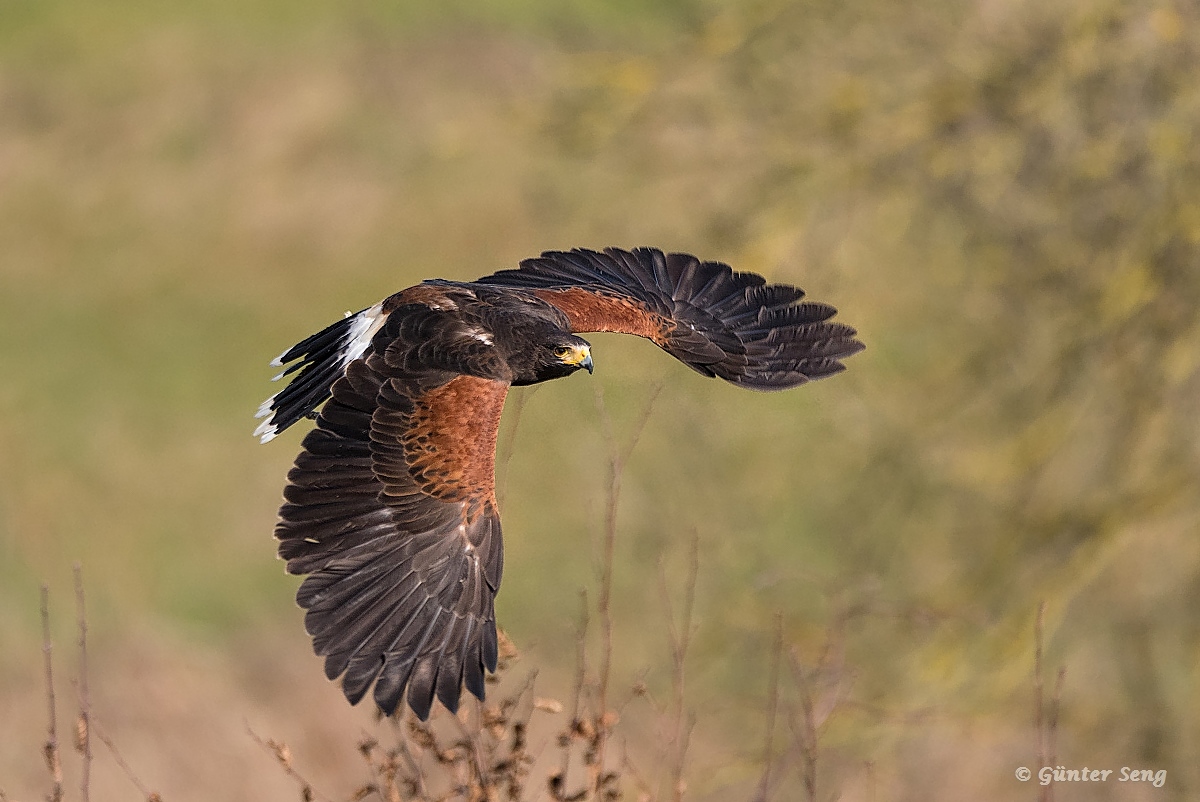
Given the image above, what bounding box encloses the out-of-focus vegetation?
[3,0,1199,799]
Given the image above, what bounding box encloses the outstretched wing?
[270,293,509,720]
[475,247,863,389]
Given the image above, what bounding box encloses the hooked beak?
[561,343,593,374]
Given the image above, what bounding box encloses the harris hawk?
[256,246,862,720]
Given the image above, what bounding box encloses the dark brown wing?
[474,247,863,389]
[273,293,508,720]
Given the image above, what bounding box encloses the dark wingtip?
[464,656,488,701]
[482,624,499,673]
[406,671,436,722]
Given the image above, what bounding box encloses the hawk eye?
[553,346,572,358]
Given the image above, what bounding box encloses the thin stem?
[753,615,784,802]
[448,701,490,788]
[74,564,92,802]
[590,381,662,796]
[94,719,159,801]
[495,386,537,508]
[788,649,819,802]
[247,724,334,802]
[657,534,699,802]
[1046,667,1066,802]
[1035,603,1048,802]
[41,585,64,802]
[556,590,590,800]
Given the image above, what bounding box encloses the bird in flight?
[256,247,862,720]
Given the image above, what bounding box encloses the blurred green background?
[3,0,1199,799]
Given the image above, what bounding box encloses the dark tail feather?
[254,302,387,442]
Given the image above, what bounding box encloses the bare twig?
[591,381,663,795]
[788,649,819,802]
[1048,667,1065,766]
[752,616,785,802]
[247,724,333,802]
[619,740,655,802]
[1043,666,1066,802]
[1034,602,1045,774]
[239,634,558,802]
[93,719,162,801]
[41,585,64,802]
[552,590,591,799]
[73,564,92,802]
[495,386,537,507]
[592,385,619,729]
[383,717,430,800]
[657,534,699,802]
[1033,602,1068,802]
[448,699,491,788]
[1034,602,1051,802]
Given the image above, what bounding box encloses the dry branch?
[1033,603,1067,802]
[73,565,92,802]
[751,616,784,802]
[656,535,699,802]
[93,721,162,802]
[247,724,333,802]
[41,585,64,802]
[590,381,662,797]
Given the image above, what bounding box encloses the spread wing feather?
[273,303,506,720]
[475,247,864,389]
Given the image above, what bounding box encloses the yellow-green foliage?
[3,0,1199,798]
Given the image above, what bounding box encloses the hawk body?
[258,247,862,719]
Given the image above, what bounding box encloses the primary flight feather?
[257,246,863,720]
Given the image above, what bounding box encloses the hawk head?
[511,332,593,385]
